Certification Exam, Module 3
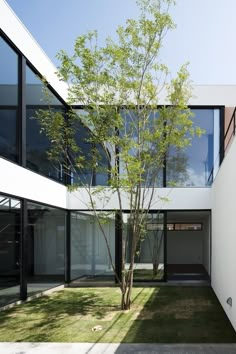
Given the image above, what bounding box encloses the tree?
[38,0,202,310]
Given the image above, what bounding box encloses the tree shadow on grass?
[0,288,116,342]
[117,286,236,345]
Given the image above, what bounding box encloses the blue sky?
[5,0,236,84]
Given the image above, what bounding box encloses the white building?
[0,0,236,332]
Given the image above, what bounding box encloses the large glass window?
[27,202,66,296]
[71,109,109,186]
[71,211,115,281]
[119,109,164,187]
[0,195,21,306]
[166,109,220,187]
[71,121,94,186]
[26,65,65,182]
[0,36,19,163]
[94,143,109,186]
[125,212,165,281]
[119,108,220,188]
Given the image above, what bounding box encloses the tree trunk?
[120,275,133,310]
[121,291,131,310]
[153,262,158,278]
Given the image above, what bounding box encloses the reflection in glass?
[71,122,94,186]
[70,111,109,186]
[0,109,18,162]
[0,195,21,306]
[27,202,66,296]
[119,109,163,187]
[95,144,109,186]
[0,37,18,104]
[26,108,64,181]
[26,65,62,106]
[26,65,65,182]
[166,109,219,187]
[71,212,115,281]
[125,212,164,281]
[174,223,202,231]
[0,36,19,163]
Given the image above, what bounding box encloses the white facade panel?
[212,135,236,331]
[68,187,212,210]
[0,158,67,208]
[190,85,236,107]
[156,85,236,106]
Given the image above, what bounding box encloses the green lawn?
[133,268,163,280]
[0,287,236,343]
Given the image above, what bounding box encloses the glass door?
[125,212,165,281]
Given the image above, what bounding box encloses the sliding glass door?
[124,212,165,282]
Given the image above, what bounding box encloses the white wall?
[0,157,212,212]
[68,187,212,210]
[212,136,236,331]
[0,158,67,208]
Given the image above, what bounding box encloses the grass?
[133,268,163,280]
[0,286,236,343]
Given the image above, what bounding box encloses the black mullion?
[20,199,27,300]
[115,211,122,282]
[18,55,26,167]
[163,120,167,187]
[163,211,167,282]
[219,106,225,165]
[65,211,71,284]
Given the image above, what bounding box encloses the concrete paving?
[1,343,236,354]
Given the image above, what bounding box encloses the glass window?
[95,144,109,186]
[0,195,21,306]
[166,109,219,187]
[27,202,66,296]
[125,212,165,281]
[71,211,115,281]
[71,113,109,186]
[174,223,202,231]
[71,122,94,186]
[0,109,18,162]
[0,37,18,105]
[119,109,163,187]
[0,36,19,163]
[26,65,66,182]
[26,65,61,106]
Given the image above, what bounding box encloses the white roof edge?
[1,0,236,107]
[190,85,236,106]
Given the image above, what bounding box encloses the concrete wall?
[212,135,236,331]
